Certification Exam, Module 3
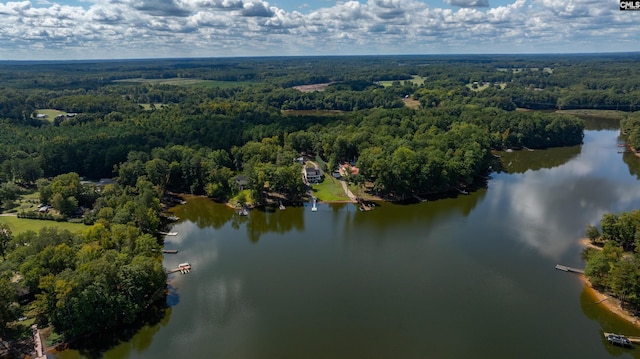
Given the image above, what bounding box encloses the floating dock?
[159,232,178,236]
[162,249,179,254]
[555,264,585,274]
[604,332,640,345]
[167,263,191,274]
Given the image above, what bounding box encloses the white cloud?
[445,0,489,8]
[0,0,637,59]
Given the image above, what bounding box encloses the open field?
[34,109,66,121]
[378,75,426,88]
[311,177,350,202]
[555,109,627,120]
[113,78,254,88]
[3,191,41,214]
[292,83,333,92]
[466,82,506,91]
[403,97,420,109]
[139,103,172,110]
[0,215,87,235]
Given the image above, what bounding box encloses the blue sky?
[0,0,636,60]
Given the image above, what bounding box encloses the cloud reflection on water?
[489,129,640,260]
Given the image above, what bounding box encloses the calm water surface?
[56,118,640,358]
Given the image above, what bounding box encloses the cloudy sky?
[0,0,636,60]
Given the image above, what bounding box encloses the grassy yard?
[403,97,420,109]
[33,109,66,122]
[229,189,255,207]
[0,215,87,235]
[378,75,426,88]
[311,177,350,202]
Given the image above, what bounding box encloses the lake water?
[54,117,640,358]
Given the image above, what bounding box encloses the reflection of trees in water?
[581,116,622,131]
[497,145,581,174]
[622,152,640,180]
[171,196,234,230]
[178,193,485,243]
[246,206,304,243]
[69,305,171,357]
[172,197,305,243]
[349,188,487,232]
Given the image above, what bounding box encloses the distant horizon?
[1,51,640,64]
[0,0,636,61]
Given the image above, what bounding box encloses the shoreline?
[578,238,640,329]
[580,275,640,329]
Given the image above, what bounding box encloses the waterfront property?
[304,167,322,184]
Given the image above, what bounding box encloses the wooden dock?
[162,249,179,254]
[167,263,191,274]
[555,264,585,274]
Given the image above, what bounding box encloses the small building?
[304,168,322,184]
[294,157,305,165]
[341,163,359,176]
[234,175,248,190]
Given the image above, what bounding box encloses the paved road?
[340,180,357,201]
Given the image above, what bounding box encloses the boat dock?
[167,262,191,274]
[604,332,640,345]
[162,249,179,254]
[159,231,178,236]
[555,264,585,274]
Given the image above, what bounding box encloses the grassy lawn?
[378,75,426,88]
[311,177,350,202]
[33,109,66,122]
[403,98,420,109]
[0,215,87,235]
[229,189,255,207]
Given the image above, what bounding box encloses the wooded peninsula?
[0,54,639,356]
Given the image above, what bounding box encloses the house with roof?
[341,163,359,176]
[234,175,248,190]
[304,167,322,184]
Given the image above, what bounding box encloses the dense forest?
[0,54,639,353]
[584,210,640,312]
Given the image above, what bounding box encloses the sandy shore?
[579,238,640,329]
[580,276,640,329]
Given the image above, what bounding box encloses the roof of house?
[342,164,359,175]
[234,175,248,185]
[305,168,321,175]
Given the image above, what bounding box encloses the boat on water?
[239,207,249,216]
[311,197,317,212]
[606,333,632,347]
[279,201,285,210]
